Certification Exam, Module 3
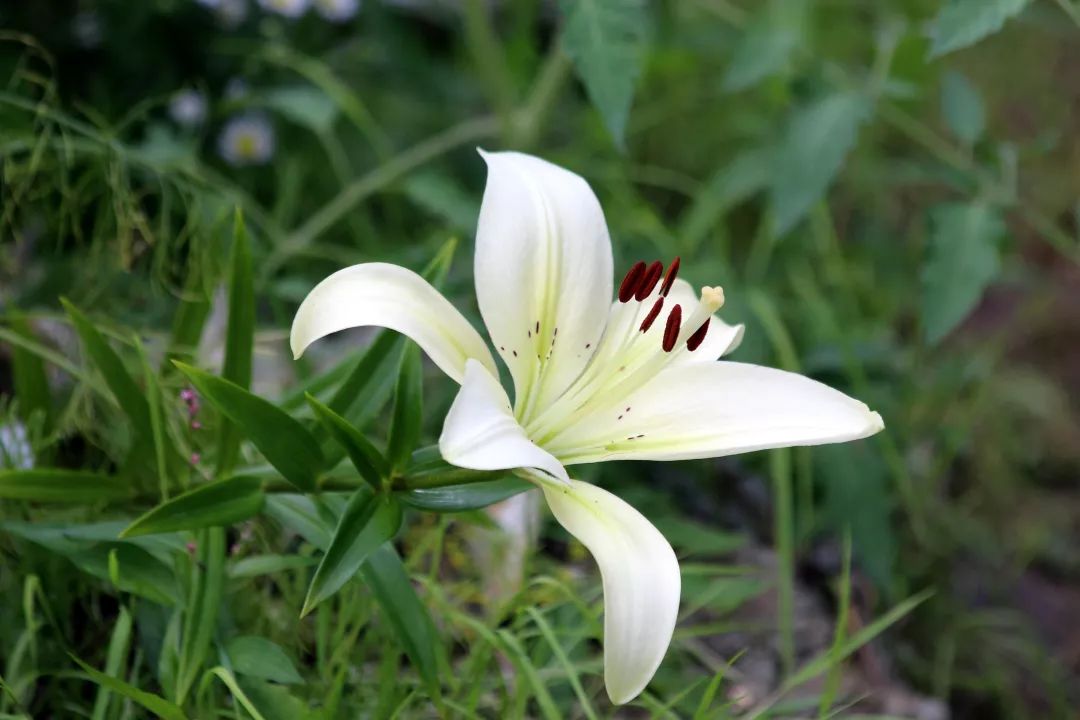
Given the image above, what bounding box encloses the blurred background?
[1,0,1079,718]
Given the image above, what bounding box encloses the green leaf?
[816,443,896,591]
[386,345,422,473]
[8,313,53,430]
[0,469,130,503]
[218,210,256,476]
[263,85,338,134]
[359,545,442,698]
[122,476,265,538]
[165,261,213,370]
[62,299,152,438]
[264,495,334,550]
[769,91,870,236]
[302,489,403,616]
[560,0,648,147]
[940,70,985,146]
[400,477,531,513]
[677,147,772,251]
[203,667,269,720]
[175,362,323,492]
[402,171,479,234]
[921,202,1004,344]
[70,654,188,720]
[721,0,805,92]
[225,636,303,684]
[176,528,226,703]
[305,394,385,490]
[236,678,318,720]
[229,554,317,578]
[91,606,133,720]
[927,0,1029,58]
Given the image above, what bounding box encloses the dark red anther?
[686,320,710,351]
[635,261,663,301]
[659,256,681,296]
[639,297,664,332]
[618,261,647,303]
[662,304,682,352]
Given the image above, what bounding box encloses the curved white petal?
[662,279,744,361]
[546,362,884,464]
[439,360,569,483]
[474,151,614,420]
[290,263,498,384]
[541,479,680,705]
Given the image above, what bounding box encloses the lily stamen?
[659,256,680,296]
[635,261,664,301]
[640,297,664,332]
[662,304,682,352]
[686,320,710,351]
[618,261,647,303]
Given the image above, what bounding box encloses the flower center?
[524,256,726,444]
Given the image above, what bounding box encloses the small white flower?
[258,0,310,18]
[292,152,884,705]
[314,0,360,22]
[218,114,275,166]
[0,422,33,470]
[169,89,208,128]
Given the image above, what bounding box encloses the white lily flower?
[291,151,884,704]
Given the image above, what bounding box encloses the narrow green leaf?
[174,362,323,492]
[560,0,647,147]
[135,337,172,501]
[8,313,53,430]
[218,210,256,476]
[386,345,422,473]
[70,654,188,720]
[226,636,303,684]
[677,147,771,252]
[940,71,985,147]
[263,85,338,134]
[302,490,402,616]
[928,0,1029,58]
[202,667,268,720]
[0,469,130,503]
[400,477,531,513]
[122,476,264,538]
[62,298,151,436]
[359,545,442,698]
[91,606,133,720]
[305,394,385,490]
[229,554,317,578]
[921,202,1004,344]
[176,528,226,703]
[165,262,213,371]
[769,92,870,236]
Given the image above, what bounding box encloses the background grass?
[1,0,1079,717]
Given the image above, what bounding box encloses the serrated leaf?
[0,469,130,503]
[561,0,648,147]
[928,0,1029,58]
[225,636,303,684]
[769,92,870,236]
[305,394,385,490]
[722,0,805,92]
[922,202,1004,344]
[70,655,188,720]
[175,362,323,492]
[816,443,896,591]
[940,70,985,146]
[122,476,265,537]
[218,210,256,476]
[302,490,402,616]
[400,477,531,513]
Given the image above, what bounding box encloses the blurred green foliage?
[1,0,1079,718]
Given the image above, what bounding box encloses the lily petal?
[663,279,743,361]
[474,151,614,421]
[546,362,884,464]
[290,262,497,384]
[439,359,569,483]
[541,479,680,705]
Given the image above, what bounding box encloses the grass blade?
[0,469,130,503]
[122,475,265,537]
[70,654,187,720]
[176,528,226,704]
[217,209,255,476]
